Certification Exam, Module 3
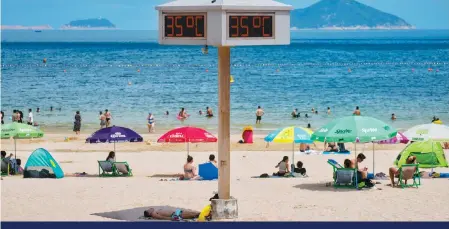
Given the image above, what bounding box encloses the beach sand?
[1,132,449,221]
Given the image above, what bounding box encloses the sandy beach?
[2,132,449,221]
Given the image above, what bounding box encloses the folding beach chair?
[398,164,420,188]
[98,161,133,177]
[327,159,357,188]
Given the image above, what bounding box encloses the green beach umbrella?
[311,116,397,143]
[311,116,397,183]
[1,123,44,158]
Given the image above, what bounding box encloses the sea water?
[1,30,448,133]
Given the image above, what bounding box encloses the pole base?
[211,198,238,220]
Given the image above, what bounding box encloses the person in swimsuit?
[391,113,396,120]
[327,107,331,115]
[255,106,264,124]
[389,156,416,187]
[181,156,200,180]
[326,142,338,152]
[179,108,188,119]
[1,110,4,124]
[99,111,106,129]
[206,107,213,117]
[350,153,367,180]
[73,111,81,135]
[147,112,155,133]
[291,109,299,118]
[274,156,289,176]
[104,109,112,127]
[353,106,361,116]
[144,207,200,220]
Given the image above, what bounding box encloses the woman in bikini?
[181,156,200,180]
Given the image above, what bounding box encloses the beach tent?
[24,148,64,178]
[395,141,448,168]
[242,126,253,143]
[198,162,218,180]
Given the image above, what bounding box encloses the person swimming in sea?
[353,106,361,116]
[199,110,203,115]
[291,109,299,118]
[165,111,169,116]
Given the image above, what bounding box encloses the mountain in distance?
[291,0,414,30]
[60,18,116,30]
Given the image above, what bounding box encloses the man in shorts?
[255,106,264,124]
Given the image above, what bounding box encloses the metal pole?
[292,142,295,171]
[14,138,17,159]
[372,142,375,176]
[218,46,231,200]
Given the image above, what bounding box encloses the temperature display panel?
[228,15,274,38]
[164,14,206,38]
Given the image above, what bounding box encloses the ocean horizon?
[1,30,448,133]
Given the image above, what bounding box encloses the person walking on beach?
[27,109,34,126]
[147,112,155,133]
[256,106,264,124]
[73,111,81,135]
[18,110,23,123]
[105,109,112,127]
[99,111,106,129]
[353,106,361,116]
[1,110,4,124]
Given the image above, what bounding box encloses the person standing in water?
[256,106,264,124]
[99,111,106,129]
[206,107,213,117]
[27,109,33,126]
[327,107,331,115]
[291,109,299,118]
[73,111,81,135]
[391,113,396,120]
[0,110,4,124]
[147,112,155,133]
[179,108,188,119]
[105,109,112,127]
[353,106,361,116]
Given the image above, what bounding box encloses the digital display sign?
[164,14,206,38]
[228,15,273,38]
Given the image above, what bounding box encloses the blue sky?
[1,0,449,29]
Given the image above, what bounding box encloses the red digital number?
[195,16,203,37]
[167,16,174,37]
[230,16,239,37]
[262,16,271,37]
[240,16,248,37]
[175,16,183,37]
[186,16,194,28]
[253,16,261,28]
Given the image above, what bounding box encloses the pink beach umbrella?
[377,132,409,144]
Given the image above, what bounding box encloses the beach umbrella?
[1,123,44,158]
[157,126,217,156]
[86,126,143,152]
[264,126,314,169]
[403,123,449,142]
[376,132,409,144]
[311,116,397,183]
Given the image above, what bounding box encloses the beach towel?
[251,173,308,178]
[322,151,351,155]
[198,162,218,180]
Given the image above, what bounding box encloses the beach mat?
[92,206,198,221]
[149,173,183,178]
[251,174,308,179]
[322,151,351,155]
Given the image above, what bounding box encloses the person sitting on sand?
[181,156,200,180]
[294,161,306,175]
[106,151,115,162]
[326,142,338,152]
[144,207,200,220]
[350,153,368,179]
[274,156,289,176]
[209,154,217,167]
[388,156,417,187]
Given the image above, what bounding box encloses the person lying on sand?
[274,156,289,176]
[144,208,200,220]
[180,156,200,180]
[388,156,417,187]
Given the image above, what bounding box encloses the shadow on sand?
[293,182,359,192]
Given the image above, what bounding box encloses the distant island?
[291,0,414,30]
[60,18,116,30]
[1,25,53,30]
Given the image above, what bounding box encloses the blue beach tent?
[199,162,218,180]
[24,148,64,179]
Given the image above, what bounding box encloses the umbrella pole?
[355,142,358,188]
[372,142,375,176]
[14,137,17,159]
[292,142,295,172]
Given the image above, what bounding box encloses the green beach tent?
[395,141,448,168]
[24,148,64,178]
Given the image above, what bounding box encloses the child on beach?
[294,161,306,176]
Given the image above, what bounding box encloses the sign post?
[156,0,292,219]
